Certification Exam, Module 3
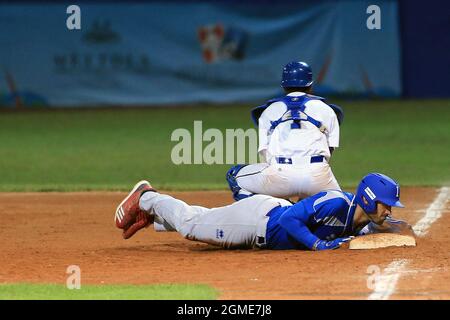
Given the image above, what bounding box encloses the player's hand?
[312,237,354,251]
[383,217,414,235]
[358,218,414,236]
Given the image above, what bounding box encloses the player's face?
[371,202,392,225]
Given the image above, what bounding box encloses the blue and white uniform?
[227,92,341,201]
[265,190,355,250]
[139,189,368,250]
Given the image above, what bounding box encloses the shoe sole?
[115,180,151,223]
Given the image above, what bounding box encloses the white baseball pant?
[235,161,340,199]
[139,192,291,249]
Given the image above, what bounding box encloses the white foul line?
[368,187,449,300]
[368,259,409,300]
[413,187,449,237]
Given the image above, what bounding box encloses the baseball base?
[348,233,416,250]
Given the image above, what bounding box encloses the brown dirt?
[0,187,448,300]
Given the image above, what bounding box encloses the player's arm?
[278,201,351,250]
[325,107,340,157]
[257,111,271,162]
[358,217,414,236]
[278,202,320,249]
[258,149,267,163]
[258,126,268,163]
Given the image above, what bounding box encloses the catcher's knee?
[226,164,253,201]
[226,164,246,191]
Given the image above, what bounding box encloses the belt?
[275,155,325,165]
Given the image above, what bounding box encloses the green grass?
[0,99,449,191]
[0,283,219,300]
[332,99,450,187]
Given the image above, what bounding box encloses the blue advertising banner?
[0,1,401,107]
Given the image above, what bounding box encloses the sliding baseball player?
[114,173,411,250]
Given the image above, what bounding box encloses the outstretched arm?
[358,217,414,236]
[278,203,320,249]
[278,202,352,250]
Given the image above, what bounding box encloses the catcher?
[226,61,344,201]
[115,173,413,250]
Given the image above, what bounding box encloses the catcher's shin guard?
[226,164,253,201]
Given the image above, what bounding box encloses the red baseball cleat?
[115,180,156,239]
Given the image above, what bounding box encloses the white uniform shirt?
[258,92,340,164]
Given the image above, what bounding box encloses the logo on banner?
[83,19,121,44]
[55,18,150,73]
[197,24,248,63]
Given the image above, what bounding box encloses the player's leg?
[153,216,176,232]
[235,163,297,198]
[139,192,208,232]
[296,162,341,197]
[234,162,341,200]
[226,164,255,201]
[140,192,290,249]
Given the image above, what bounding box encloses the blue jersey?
[266,190,357,250]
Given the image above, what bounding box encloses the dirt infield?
[0,188,449,299]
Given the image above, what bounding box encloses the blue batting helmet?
[281,61,313,88]
[355,173,404,213]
